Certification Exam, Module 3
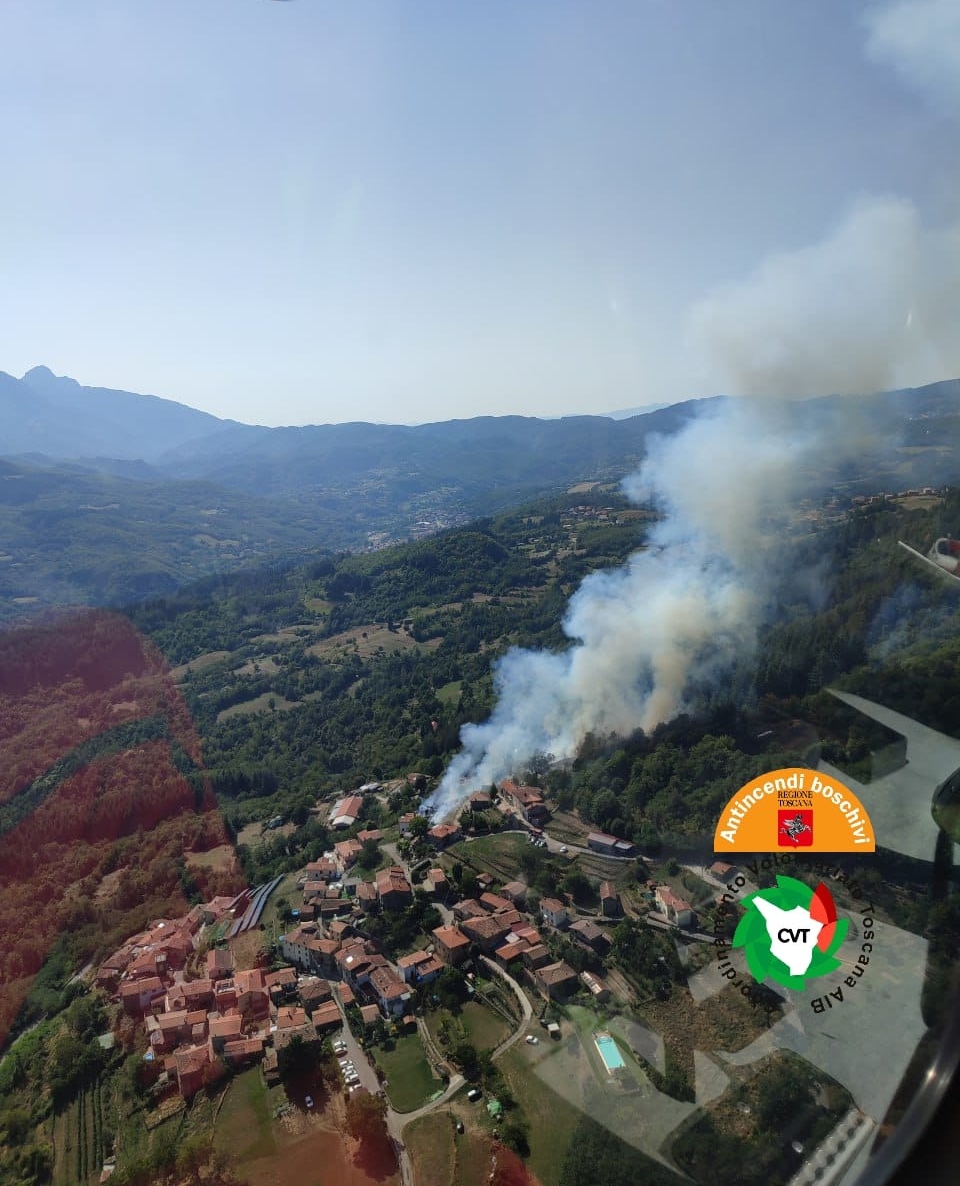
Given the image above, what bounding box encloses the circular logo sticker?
[733,875,849,990]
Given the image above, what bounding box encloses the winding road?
[383,959,534,1186]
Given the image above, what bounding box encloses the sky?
[1,0,957,427]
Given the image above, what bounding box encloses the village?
[95,772,735,1123]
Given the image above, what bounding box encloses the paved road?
[384,958,533,1186]
[479,957,533,1057]
[331,991,380,1096]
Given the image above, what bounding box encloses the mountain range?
[2,365,960,619]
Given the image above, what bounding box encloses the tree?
[345,1090,395,1176]
[499,1118,531,1157]
[560,869,592,903]
[357,838,381,871]
[277,1033,321,1079]
[451,1041,481,1080]
[435,966,466,1013]
[345,1090,389,1141]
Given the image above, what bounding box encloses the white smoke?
[689,196,960,400]
[424,403,812,818]
[864,0,960,112]
[423,8,960,822]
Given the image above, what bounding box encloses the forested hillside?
[0,611,242,1048]
[116,485,960,884]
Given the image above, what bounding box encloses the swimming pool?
[594,1032,625,1073]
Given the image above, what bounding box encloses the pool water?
[595,1032,625,1072]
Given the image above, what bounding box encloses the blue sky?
[1,0,957,425]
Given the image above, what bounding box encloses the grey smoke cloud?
[864,0,960,113]
[423,9,960,822]
[689,196,960,400]
[423,404,811,818]
[425,191,960,819]
[425,195,960,820]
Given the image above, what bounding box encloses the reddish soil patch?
[241,1129,400,1186]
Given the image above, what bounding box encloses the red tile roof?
[432,925,470,950]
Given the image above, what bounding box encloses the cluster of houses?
[96,896,343,1100]
[498,780,550,827]
[95,766,714,1106]
[429,876,624,1004]
[294,836,428,923]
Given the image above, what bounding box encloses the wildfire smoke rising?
[425,195,960,822]
[423,402,813,820]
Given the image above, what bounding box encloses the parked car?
[455,1120,464,1133]
[559,846,568,854]
[305,1095,314,1108]
[467,1088,482,1101]
[525,1035,539,1045]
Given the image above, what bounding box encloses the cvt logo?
[733,876,848,990]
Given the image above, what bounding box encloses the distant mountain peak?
[22,365,80,392]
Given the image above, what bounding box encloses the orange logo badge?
[713,767,875,853]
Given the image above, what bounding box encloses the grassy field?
[423,1000,512,1063]
[498,1046,584,1186]
[52,1080,110,1186]
[405,1112,457,1186]
[233,655,282,676]
[211,1070,401,1186]
[184,843,236,873]
[169,649,234,681]
[259,869,304,935]
[436,679,463,707]
[217,692,297,721]
[460,1001,511,1051]
[307,624,421,661]
[404,1112,495,1186]
[213,1067,278,1165]
[448,833,529,882]
[373,1033,440,1113]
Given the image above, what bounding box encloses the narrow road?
[478,957,533,1057]
[382,841,406,869]
[385,959,534,1186]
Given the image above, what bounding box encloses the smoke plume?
[423,403,812,818]
[423,9,960,821]
[864,0,960,113]
[689,196,960,400]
